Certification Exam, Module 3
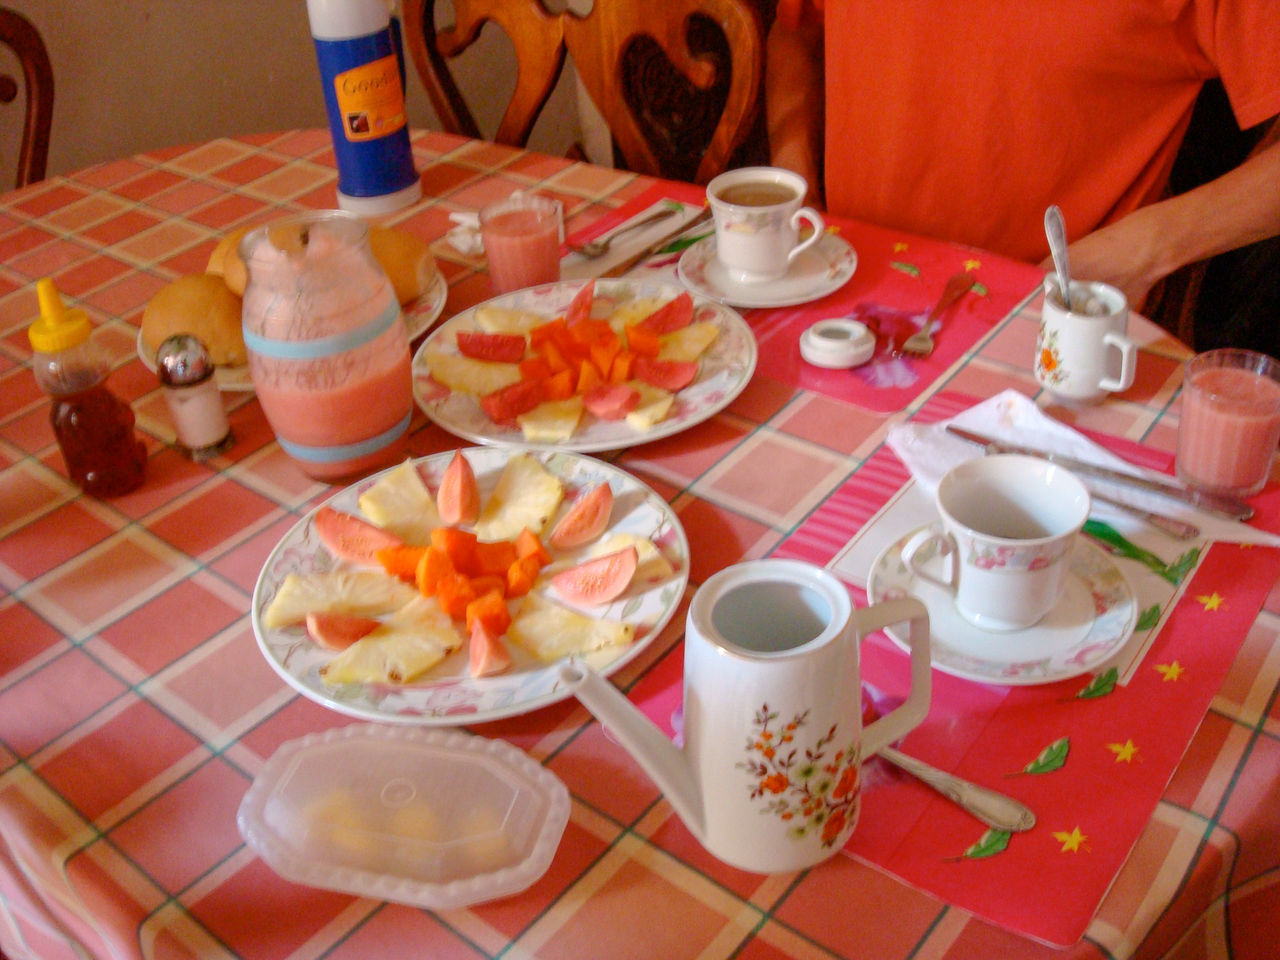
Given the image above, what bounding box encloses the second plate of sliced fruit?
[250,447,690,725]
[412,278,757,452]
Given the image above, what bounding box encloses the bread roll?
[369,226,438,304]
[142,274,245,366]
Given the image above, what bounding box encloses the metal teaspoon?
[1044,204,1073,311]
[880,747,1037,832]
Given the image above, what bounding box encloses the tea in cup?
[706,166,824,284]
[1176,348,1280,497]
[900,454,1091,631]
[1034,277,1136,403]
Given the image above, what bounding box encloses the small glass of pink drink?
[479,193,562,293]
[1176,348,1280,497]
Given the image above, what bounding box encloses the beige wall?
[4,1,587,180]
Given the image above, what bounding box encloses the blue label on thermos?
[313,30,417,199]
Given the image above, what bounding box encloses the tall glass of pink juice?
[241,212,413,482]
[1176,349,1280,497]
[480,193,561,293]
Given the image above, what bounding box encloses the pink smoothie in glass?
[481,208,560,293]
[1176,365,1280,495]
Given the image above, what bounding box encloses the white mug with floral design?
[901,454,1091,631]
[1034,276,1136,403]
[559,559,931,873]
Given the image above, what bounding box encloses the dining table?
[1,127,1278,960]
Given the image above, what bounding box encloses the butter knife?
[944,425,1253,520]
[602,207,712,278]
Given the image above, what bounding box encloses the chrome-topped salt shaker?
[156,334,233,460]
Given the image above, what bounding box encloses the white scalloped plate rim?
[411,278,757,453]
[250,448,690,725]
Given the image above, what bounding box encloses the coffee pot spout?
[558,662,705,842]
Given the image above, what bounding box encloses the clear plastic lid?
[237,724,570,909]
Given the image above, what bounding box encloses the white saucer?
[677,232,856,308]
[867,526,1137,686]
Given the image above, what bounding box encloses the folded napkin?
[886,390,1280,546]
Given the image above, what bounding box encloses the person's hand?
[1037,207,1166,310]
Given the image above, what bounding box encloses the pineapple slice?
[517,396,584,444]
[423,350,522,395]
[624,381,675,431]
[606,296,666,335]
[261,571,418,629]
[357,460,441,544]
[474,452,565,540]
[507,593,636,662]
[320,596,462,685]
[473,305,546,335]
[658,321,719,363]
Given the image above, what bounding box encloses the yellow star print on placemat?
[1107,740,1140,763]
[1053,827,1089,853]
[1156,661,1185,682]
[1196,592,1224,611]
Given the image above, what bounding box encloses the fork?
[896,272,978,357]
[568,207,679,259]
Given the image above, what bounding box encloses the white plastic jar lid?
[800,319,876,368]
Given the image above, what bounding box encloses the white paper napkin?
[886,390,1280,546]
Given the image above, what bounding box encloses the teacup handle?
[787,207,825,263]
[1098,332,1137,393]
[854,596,932,758]
[900,528,958,595]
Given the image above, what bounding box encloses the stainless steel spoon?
[569,207,679,258]
[880,747,1037,832]
[1044,204,1073,311]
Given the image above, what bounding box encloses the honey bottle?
[28,279,146,497]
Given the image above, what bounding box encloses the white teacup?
[706,166,824,284]
[901,455,1091,631]
[1035,277,1137,403]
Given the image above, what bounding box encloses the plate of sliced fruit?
[412,278,757,452]
[250,447,690,724]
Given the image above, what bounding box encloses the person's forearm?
[1134,127,1280,280]
[1060,124,1280,307]
[765,17,825,203]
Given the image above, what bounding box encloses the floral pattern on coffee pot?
[738,704,863,848]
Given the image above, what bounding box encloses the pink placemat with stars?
[579,184,1047,413]
[625,389,1280,948]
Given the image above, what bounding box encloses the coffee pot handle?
[853,596,932,759]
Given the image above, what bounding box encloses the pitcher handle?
[854,596,932,759]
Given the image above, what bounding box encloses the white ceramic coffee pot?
[559,559,931,874]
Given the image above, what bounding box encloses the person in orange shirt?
[767,0,1280,343]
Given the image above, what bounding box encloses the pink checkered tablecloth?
[1,130,1278,960]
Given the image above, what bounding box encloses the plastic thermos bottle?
[307,0,422,215]
[28,279,147,497]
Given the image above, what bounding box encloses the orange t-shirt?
[776,0,1280,261]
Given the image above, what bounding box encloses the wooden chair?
[400,0,766,184]
[0,7,53,187]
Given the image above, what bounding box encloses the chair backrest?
[0,7,53,187]
[401,0,765,185]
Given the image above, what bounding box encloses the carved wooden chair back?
[0,7,53,187]
[400,0,765,184]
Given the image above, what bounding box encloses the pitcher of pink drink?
[241,211,412,482]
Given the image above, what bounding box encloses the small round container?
[236,724,570,909]
[800,319,876,369]
[156,334,233,460]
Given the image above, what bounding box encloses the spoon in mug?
[569,207,680,259]
[1044,205,1073,311]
